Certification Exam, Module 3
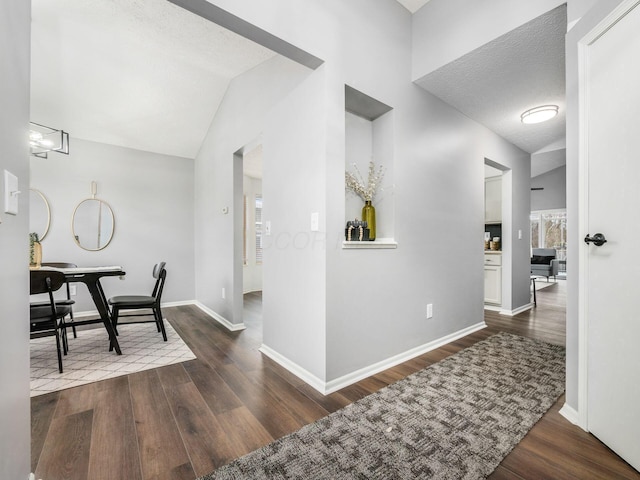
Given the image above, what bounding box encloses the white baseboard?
[194,301,246,331]
[73,300,196,319]
[483,304,501,312]
[261,322,487,395]
[500,303,534,316]
[74,300,246,332]
[559,403,582,427]
[259,344,327,393]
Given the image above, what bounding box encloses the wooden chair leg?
[55,330,64,374]
[155,308,167,342]
[112,308,119,335]
[70,310,77,338]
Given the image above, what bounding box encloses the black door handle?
[584,233,607,246]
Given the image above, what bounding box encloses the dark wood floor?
[31,281,640,480]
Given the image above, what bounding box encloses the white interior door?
[584,1,640,471]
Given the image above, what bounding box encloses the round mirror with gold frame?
[72,186,115,251]
[29,188,51,241]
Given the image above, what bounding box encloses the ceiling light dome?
[520,105,558,124]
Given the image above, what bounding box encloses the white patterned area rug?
[199,332,565,480]
[30,321,196,397]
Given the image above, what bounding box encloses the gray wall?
[194,54,312,327]
[0,0,31,477]
[412,0,566,79]
[30,138,195,312]
[263,67,328,380]
[531,165,566,211]
[194,0,531,384]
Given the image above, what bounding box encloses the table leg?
[84,280,122,354]
[531,277,537,307]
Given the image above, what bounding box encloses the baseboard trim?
[259,344,327,393]
[559,403,582,427]
[74,300,246,332]
[73,300,196,319]
[500,303,534,316]
[261,322,487,395]
[483,304,501,312]
[194,302,246,331]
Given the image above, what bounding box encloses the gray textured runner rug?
[199,332,565,479]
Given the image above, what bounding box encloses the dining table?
[39,265,126,354]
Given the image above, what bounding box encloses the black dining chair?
[30,270,73,373]
[40,262,78,338]
[107,262,168,342]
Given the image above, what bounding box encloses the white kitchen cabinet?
[484,266,502,304]
[485,176,502,224]
[484,252,502,305]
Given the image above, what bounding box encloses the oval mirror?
[72,198,115,251]
[29,189,51,241]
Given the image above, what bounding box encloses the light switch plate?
[3,170,19,215]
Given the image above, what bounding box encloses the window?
[530,213,540,249]
[255,194,263,264]
[243,195,247,265]
[530,210,567,261]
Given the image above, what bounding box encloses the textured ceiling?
[30,0,276,159]
[415,5,567,162]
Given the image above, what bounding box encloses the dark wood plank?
[182,359,243,415]
[88,376,142,480]
[245,365,330,425]
[215,406,274,456]
[128,369,193,480]
[216,362,304,439]
[30,391,59,472]
[162,381,239,476]
[35,409,93,480]
[31,281,640,480]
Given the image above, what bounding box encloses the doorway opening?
[483,163,504,309]
[238,141,264,337]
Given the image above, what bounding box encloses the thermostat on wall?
[3,170,19,215]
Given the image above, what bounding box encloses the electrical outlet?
[426,303,433,319]
[222,287,226,299]
[69,285,77,296]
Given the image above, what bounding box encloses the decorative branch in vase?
[345,161,385,241]
[29,232,42,268]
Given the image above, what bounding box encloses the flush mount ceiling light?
[29,122,69,158]
[520,105,559,124]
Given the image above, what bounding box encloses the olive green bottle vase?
[362,200,376,241]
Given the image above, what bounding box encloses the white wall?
[531,166,566,211]
[30,138,195,312]
[0,1,31,477]
[190,0,531,386]
[243,175,262,293]
[565,0,625,416]
[194,54,312,327]
[412,0,566,79]
[262,67,328,380]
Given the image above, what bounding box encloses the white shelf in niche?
[342,238,397,249]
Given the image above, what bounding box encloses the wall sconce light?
[29,122,69,158]
[520,105,559,124]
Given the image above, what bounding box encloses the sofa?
[531,248,559,281]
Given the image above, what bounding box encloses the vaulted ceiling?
[31,0,275,159]
[32,0,565,177]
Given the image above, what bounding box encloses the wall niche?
[344,85,395,247]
